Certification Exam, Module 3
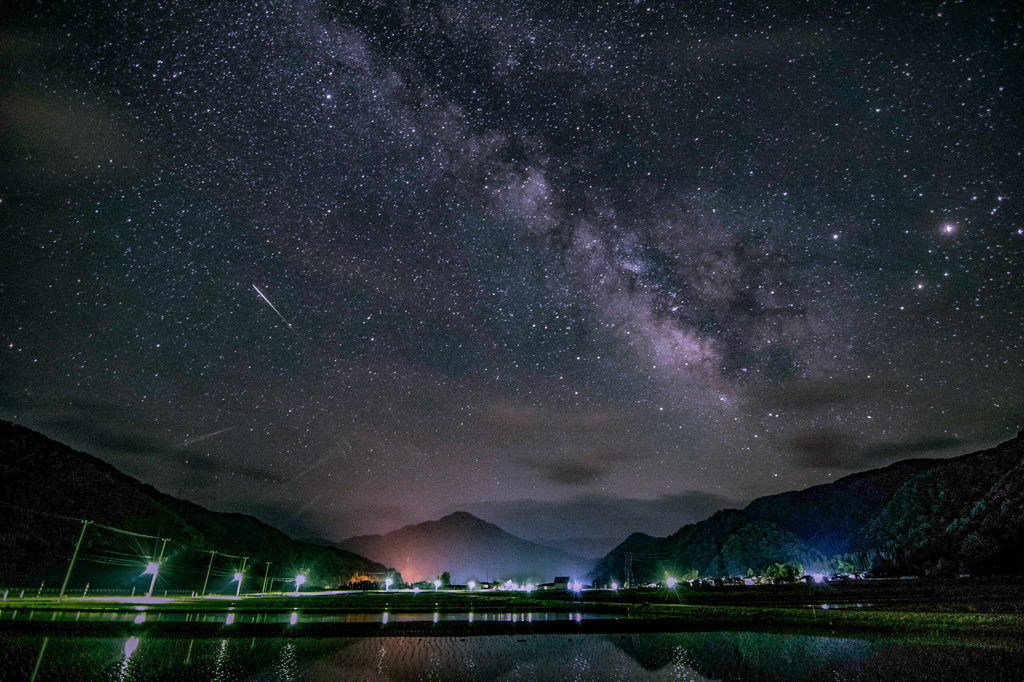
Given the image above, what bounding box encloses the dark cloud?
[530,447,636,486]
[536,460,605,486]
[861,437,966,463]
[458,492,739,542]
[38,414,165,457]
[790,430,965,470]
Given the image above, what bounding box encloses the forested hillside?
[0,420,394,591]
[594,430,1024,583]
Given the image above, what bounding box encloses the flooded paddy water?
[3,630,1023,681]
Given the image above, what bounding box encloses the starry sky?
[2,0,1022,545]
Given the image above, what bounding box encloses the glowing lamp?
[232,572,243,582]
[468,581,476,591]
[143,562,159,575]
[666,577,677,588]
[433,580,441,590]
[295,574,306,588]
[610,582,619,591]
[384,577,393,590]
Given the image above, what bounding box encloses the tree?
[440,571,451,587]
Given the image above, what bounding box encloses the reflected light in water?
[382,612,388,625]
[133,613,146,625]
[225,613,235,625]
[123,637,139,658]
[290,611,298,626]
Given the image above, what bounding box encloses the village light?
[610,582,619,591]
[666,577,677,588]
[433,579,441,591]
[295,574,306,592]
[385,577,393,591]
[468,580,476,591]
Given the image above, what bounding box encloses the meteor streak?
[253,284,294,328]
[175,427,234,448]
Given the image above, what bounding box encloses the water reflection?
[9,631,1024,681]
[117,637,139,681]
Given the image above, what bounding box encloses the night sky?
[2,0,1022,545]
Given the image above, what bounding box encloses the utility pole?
[201,550,216,597]
[146,538,168,598]
[262,562,272,594]
[235,557,248,597]
[58,520,90,601]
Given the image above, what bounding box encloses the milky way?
[2,0,1022,543]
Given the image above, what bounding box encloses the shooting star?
[174,427,234,449]
[252,284,295,329]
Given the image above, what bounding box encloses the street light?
[384,577,393,591]
[294,574,306,593]
[468,580,476,591]
[433,579,441,591]
[665,577,677,589]
[144,539,167,598]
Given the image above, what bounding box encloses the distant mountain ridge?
[338,511,592,584]
[0,420,394,590]
[594,430,1024,582]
